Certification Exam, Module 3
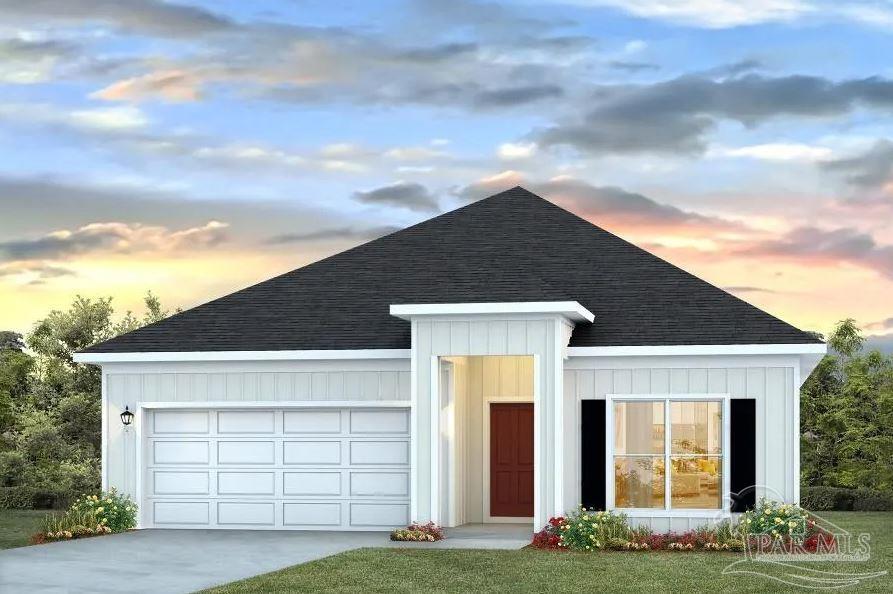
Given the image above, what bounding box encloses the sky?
[1,0,892,348]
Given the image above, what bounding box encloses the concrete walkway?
[0,524,531,593]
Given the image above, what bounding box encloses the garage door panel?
[284,411,341,434]
[218,502,274,526]
[217,471,275,496]
[153,411,209,434]
[218,411,275,434]
[218,441,275,465]
[283,471,341,496]
[350,472,409,497]
[283,441,341,465]
[283,502,341,527]
[350,503,409,527]
[145,407,409,530]
[349,440,409,465]
[153,441,210,465]
[154,501,209,525]
[350,410,409,434]
[153,471,209,495]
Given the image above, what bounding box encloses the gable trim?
[73,349,412,364]
[567,344,825,357]
[389,301,595,323]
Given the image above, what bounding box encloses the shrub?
[741,498,808,540]
[390,521,444,542]
[69,489,137,532]
[550,507,631,551]
[37,508,111,542]
[0,486,36,509]
[801,486,893,511]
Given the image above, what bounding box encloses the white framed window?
[606,394,731,514]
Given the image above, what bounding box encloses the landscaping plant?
[69,488,137,533]
[390,521,445,542]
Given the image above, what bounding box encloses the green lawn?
[0,509,53,550]
[204,512,893,594]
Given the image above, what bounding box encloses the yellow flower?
[582,515,589,521]
[96,507,104,513]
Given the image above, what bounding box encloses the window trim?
[606,393,731,516]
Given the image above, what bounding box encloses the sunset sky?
[1,1,892,348]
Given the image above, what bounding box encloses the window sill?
[611,508,731,518]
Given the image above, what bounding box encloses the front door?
[489,403,534,517]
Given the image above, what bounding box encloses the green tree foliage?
[0,293,172,508]
[801,319,893,493]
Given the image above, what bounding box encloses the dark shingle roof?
[83,187,819,353]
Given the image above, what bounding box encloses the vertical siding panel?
[525,320,547,355]
[450,322,470,355]
[294,373,311,400]
[707,369,727,394]
[785,367,795,501]
[650,369,670,394]
[327,372,344,400]
[243,373,260,401]
[469,323,488,354]
[255,373,273,402]
[142,375,159,402]
[594,370,612,399]
[380,371,398,400]
[397,372,411,401]
[343,372,361,399]
[632,368,650,393]
[728,369,747,397]
[482,356,500,397]
[506,321,527,355]
[670,369,688,393]
[752,367,767,499]
[746,368,766,400]
[361,372,379,400]
[224,373,241,401]
[432,322,451,355]
[274,373,293,401]
[579,370,595,399]
[613,369,632,394]
[766,367,788,501]
[159,374,176,401]
[689,369,708,393]
[175,374,191,401]
[209,373,226,401]
[487,321,508,354]
[310,372,328,400]
[192,374,209,402]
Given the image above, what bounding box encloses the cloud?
[823,139,893,189]
[0,102,149,135]
[723,285,779,294]
[536,74,893,155]
[866,317,893,332]
[91,70,202,103]
[711,142,833,161]
[0,261,76,285]
[264,225,400,245]
[741,226,893,279]
[353,182,440,213]
[561,1,810,28]
[456,173,744,234]
[607,60,660,73]
[497,142,537,160]
[0,221,230,263]
[0,0,232,38]
[0,37,78,83]
[473,84,563,108]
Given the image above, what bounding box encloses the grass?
[203,512,893,593]
[0,509,56,550]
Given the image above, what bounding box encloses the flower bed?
[30,489,138,544]
[390,521,445,542]
[531,500,834,553]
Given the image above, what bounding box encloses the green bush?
[801,486,893,511]
[39,508,110,541]
[741,499,808,540]
[0,486,36,509]
[70,489,137,532]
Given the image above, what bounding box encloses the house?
[74,187,825,532]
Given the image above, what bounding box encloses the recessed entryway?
[436,355,535,527]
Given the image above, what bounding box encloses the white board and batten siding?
[145,407,409,530]
[564,356,799,532]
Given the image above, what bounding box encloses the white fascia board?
[567,343,826,357]
[72,348,411,364]
[389,301,595,323]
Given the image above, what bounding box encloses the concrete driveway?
[0,524,530,593]
[0,529,389,593]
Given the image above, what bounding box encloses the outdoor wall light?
[120,406,134,426]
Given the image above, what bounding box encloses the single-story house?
[75,187,825,532]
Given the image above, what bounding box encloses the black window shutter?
[581,400,606,511]
[730,399,756,512]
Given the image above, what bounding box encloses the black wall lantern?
[120,406,134,426]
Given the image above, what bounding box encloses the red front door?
[490,403,534,517]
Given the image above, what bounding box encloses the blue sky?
[1,0,893,345]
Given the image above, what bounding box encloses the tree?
[0,292,173,508]
[801,319,893,493]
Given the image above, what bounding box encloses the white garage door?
[143,407,410,530]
